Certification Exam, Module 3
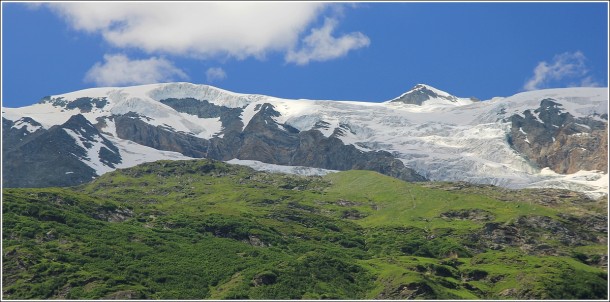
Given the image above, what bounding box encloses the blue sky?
[2,2,608,108]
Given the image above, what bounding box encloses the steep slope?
[388,83,477,106]
[2,115,118,187]
[2,116,44,147]
[508,98,607,173]
[2,83,607,196]
[2,159,607,299]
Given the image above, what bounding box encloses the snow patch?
[100,117,118,137]
[12,118,42,133]
[529,168,608,199]
[240,101,263,129]
[226,159,338,176]
[63,128,118,175]
[3,103,75,129]
[571,132,590,137]
[147,82,264,108]
[106,136,193,170]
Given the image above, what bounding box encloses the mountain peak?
[388,84,461,105]
[410,83,453,96]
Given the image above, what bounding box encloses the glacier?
[2,82,607,197]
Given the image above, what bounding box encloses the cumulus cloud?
[206,67,227,83]
[44,2,369,66]
[46,2,327,59]
[84,54,188,86]
[285,18,370,65]
[523,51,600,91]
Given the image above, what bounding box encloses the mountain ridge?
[387,83,476,106]
[2,83,607,197]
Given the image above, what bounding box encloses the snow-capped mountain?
[388,84,477,106]
[2,82,607,198]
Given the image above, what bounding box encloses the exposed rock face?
[390,84,458,105]
[2,117,44,147]
[114,100,426,183]
[5,86,605,189]
[8,102,425,187]
[115,112,210,158]
[291,129,425,181]
[252,272,277,286]
[2,114,119,187]
[440,209,494,221]
[103,290,142,300]
[63,114,121,168]
[377,282,435,299]
[65,97,108,113]
[93,207,134,223]
[470,214,606,255]
[159,97,244,133]
[557,213,608,234]
[236,103,301,164]
[508,99,608,173]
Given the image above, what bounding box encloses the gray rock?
[114,102,426,183]
[115,112,210,158]
[2,114,119,187]
[508,98,607,173]
[390,84,458,105]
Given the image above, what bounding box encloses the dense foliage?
[2,159,607,299]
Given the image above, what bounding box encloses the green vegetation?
[2,159,607,299]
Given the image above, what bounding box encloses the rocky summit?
[2,83,607,198]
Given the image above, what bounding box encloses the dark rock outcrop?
[240,104,425,181]
[114,102,425,183]
[3,114,120,187]
[236,103,301,163]
[390,84,458,105]
[5,98,426,188]
[377,282,436,299]
[508,99,608,173]
[2,117,44,147]
[440,209,494,221]
[115,112,210,158]
[65,97,108,113]
[160,97,244,133]
[470,214,606,255]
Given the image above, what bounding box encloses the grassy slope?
[2,159,607,299]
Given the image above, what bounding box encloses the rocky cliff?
[508,98,608,174]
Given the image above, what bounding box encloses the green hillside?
[2,159,607,299]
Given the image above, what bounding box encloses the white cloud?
[523,51,600,91]
[285,18,370,65]
[206,67,227,83]
[46,2,327,59]
[84,54,188,86]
